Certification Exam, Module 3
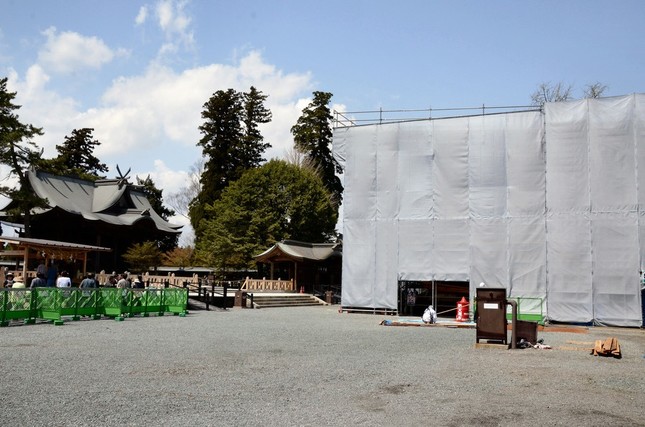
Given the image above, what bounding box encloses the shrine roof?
[21,168,182,234]
[254,240,341,263]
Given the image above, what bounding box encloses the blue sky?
[1,0,644,244]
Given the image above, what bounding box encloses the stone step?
[251,294,327,309]
[253,297,317,303]
[255,302,323,308]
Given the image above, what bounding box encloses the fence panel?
[164,288,188,315]
[506,296,545,324]
[128,289,148,316]
[1,287,188,326]
[144,288,164,315]
[76,289,102,319]
[0,289,35,325]
[34,288,62,321]
[100,288,128,318]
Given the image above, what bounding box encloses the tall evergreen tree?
[242,86,272,166]
[190,89,243,234]
[136,175,178,252]
[40,127,108,181]
[291,91,343,208]
[0,77,48,236]
[190,87,272,238]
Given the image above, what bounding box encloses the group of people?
[2,272,25,289]
[104,273,144,289]
[2,264,148,290]
[2,270,82,289]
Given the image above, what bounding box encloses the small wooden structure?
[253,240,341,293]
[0,236,111,284]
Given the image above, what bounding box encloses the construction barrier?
[505,297,545,325]
[0,287,188,326]
[0,288,35,325]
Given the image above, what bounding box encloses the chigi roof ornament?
[115,165,131,189]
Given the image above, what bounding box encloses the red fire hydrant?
[456,296,469,322]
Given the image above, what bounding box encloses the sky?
[1,0,644,245]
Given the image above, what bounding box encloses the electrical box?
[476,288,507,345]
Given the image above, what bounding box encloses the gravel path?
[2,306,644,426]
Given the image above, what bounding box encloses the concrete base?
[474,342,509,350]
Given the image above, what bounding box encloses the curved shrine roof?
[27,168,182,234]
[254,240,341,263]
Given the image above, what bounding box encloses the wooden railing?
[139,272,199,288]
[1,270,204,288]
[2,269,274,292]
[242,277,294,292]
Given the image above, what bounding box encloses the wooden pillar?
[270,262,274,280]
[22,245,29,280]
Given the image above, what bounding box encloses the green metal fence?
[506,296,545,324]
[0,288,35,325]
[1,287,188,326]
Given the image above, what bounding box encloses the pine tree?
[242,86,272,166]
[291,91,343,208]
[0,77,47,236]
[190,87,272,239]
[40,128,108,181]
[136,175,178,252]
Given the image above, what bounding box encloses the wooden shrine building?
[0,168,182,273]
[254,240,342,294]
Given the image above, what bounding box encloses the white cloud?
[11,41,319,247]
[154,0,194,54]
[38,27,124,75]
[13,47,313,171]
[135,6,149,25]
[157,0,191,34]
[139,159,190,196]
[8,65,80,157]
[84,51,313,164]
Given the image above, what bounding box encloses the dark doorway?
[399,280,469,317]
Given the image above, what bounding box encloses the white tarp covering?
[334,94,644,326]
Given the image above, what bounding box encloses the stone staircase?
[251,293,327,309]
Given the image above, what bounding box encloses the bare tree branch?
[583,82,608,99]
[166,158,204,219]
[531,81,574,106]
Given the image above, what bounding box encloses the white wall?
[334,94,644,326]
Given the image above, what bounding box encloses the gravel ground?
[1,306,644,426]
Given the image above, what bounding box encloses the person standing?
[3,272,15,288]
[80,273,98,288]
[30,273,47,289]
[11,276,25,289]
[9,275,26,306]
[56,271,72,288]
[116,273,130,289]
[46,263,58,287]
[36,262,47,276]
[133,275,144,289]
